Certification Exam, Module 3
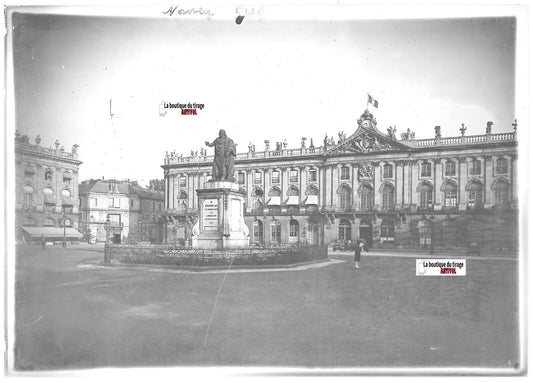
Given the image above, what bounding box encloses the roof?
[79,180,164,200]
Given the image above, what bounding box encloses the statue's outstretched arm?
[205,140,215,147]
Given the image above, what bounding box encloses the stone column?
[325,165,332,207]
[458,157,468,210]
[434,159,444,208]
[374,161,381,209]
[511,154,518,204]
[395,161,403,207]
[484,155,494,207]
[352,163,358,210]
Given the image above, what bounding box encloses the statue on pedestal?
[205,129,236,182]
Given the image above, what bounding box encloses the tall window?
[382,184,394,211]
[254,171,262,185]
[44,170,53,181]
[495,158,508,174]
[23,185,34,208]
[418,220,432,245]
[179,175,187,187]
[289,169,298,183]
[359,185,373,212]
[338,185,351,212]
[466,182,483,209]
[308,168,317,182]
[442,182,458,208]
[63,172,72,185]
[252,220,264,244]
[271,221,281,245]
[340,166,350,181]
[338,219,352,242]
[383,164,393,179]
[445,160,456,177]
[419,183,433,209]
[62,218,73,227]
[91,198,98,207]
[22,217,35,226]
[493,181,510,208]
[43,218,55,226]
[381,219,395,243]
[289,220,299,243]
[470,159,482,175]
[271,171,280,184]
[238,172,246,185]
[421,162,432,177]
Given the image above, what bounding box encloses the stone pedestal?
[192,181,250,249]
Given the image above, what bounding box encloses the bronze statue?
[205,129,236,181]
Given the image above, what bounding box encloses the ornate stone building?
[78,180,164,244]
[15,132,83,243]
[161,110,518,252]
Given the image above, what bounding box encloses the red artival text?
[440,267,456,274]
[181,109,197,115]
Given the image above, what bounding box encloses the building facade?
[15,132,83,243]
[78,180,164,244]
[161,110,518,252]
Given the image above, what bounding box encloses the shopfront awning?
[267,196,281,206]
[304,195,319,205]
[285,196,299,206]
[22,226,83,239]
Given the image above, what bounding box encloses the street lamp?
[429,214,435,255]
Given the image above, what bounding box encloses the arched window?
[62,218,73,227]
[445,160,456,176]
[338,219,352,242]
[418,182,433,209]
[270,220,281,245]
[22,185,34,208]
[286,186,299,196]
[252,220,264,244]
[359,184,373,212]
[381,184,395,211]
[337,184,351,212]
[492,180,510,208]
[442,181,458,208]
[252,187,264,197]
[470,159,482,175]
[466,180,483,209]
[307,220,319,245]
[44,170,53,181]
[383,164,393,179]
[380,218,395,243]
[43,218,55,227]
[495,158,508,174]
[289,219,299,243]
[252,199,263,214]
[63,172,72,184]
[268,186,282,196]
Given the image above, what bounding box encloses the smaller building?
[78,179,164,244]
[15,132,83,243]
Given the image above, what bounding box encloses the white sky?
[10,8,516,186]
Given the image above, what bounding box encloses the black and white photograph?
[2,1,529,377]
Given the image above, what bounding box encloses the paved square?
[13,246,520,370]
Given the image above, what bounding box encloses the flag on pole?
[367,94,379,108]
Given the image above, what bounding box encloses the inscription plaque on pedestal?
[202,199,218,231]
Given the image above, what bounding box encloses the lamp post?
[429,215,435,255]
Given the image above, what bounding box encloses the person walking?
[41,234,46,250]
[354,240,363,268]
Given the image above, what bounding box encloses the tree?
[148,179,164,192]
